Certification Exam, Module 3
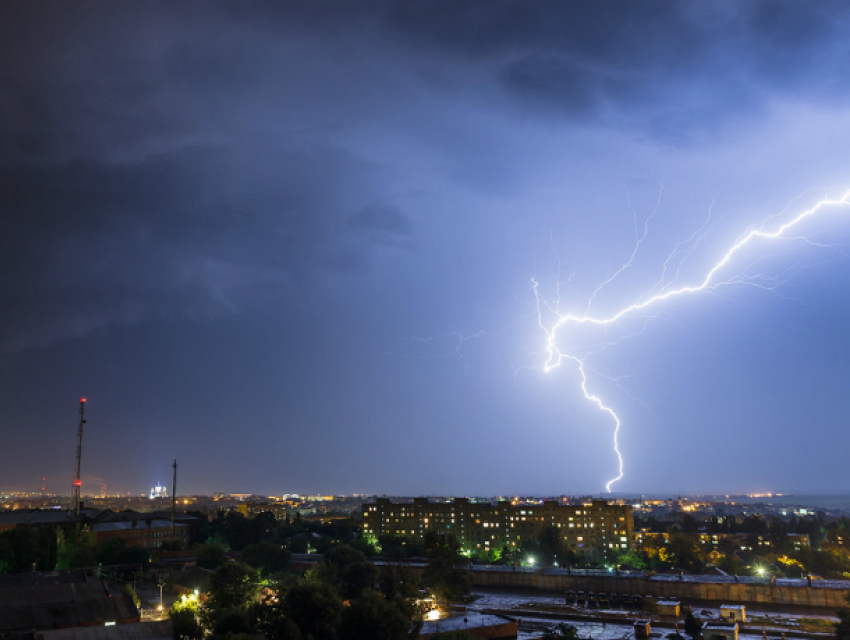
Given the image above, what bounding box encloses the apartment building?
[362,497,633,554]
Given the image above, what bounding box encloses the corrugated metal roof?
[38,620,172,640]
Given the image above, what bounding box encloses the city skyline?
[3,2,850,496]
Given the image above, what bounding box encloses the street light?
[158,583,164,611]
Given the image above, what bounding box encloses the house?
[720,604,746,622]
[656,599,681,616]
[634,621,652,638]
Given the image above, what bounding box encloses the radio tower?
[171,459,177,547]
[70,398,86,520]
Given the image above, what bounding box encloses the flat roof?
[420,613,511,635]
[704,622,738,630]
[94,520,186,531]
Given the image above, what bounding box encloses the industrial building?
[361,497,634,555]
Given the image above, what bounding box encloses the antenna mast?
[171,459,177,546]
[70,398,86,519]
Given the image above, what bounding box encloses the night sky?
[3,2,850,497]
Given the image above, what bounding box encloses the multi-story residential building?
[362,497,633,555]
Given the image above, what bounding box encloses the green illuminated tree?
[422,532,471,602]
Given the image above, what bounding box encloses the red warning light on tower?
[75,479,81,486]
[80,397,86,403]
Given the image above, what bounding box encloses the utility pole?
[171,459,177,547]
[70,398,86,521]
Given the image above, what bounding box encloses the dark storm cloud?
[0,140,398,352]
[3,0,850,354]
[347,203,415,250]
[376,1,850,140]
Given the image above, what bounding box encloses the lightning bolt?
[535,189,850,493]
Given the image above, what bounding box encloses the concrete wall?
[469,572,850,609]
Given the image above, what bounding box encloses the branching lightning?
[534,190,850,493]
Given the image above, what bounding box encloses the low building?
[656,599,681,616]
[720,604,746,622]
[0,569,139,633]
[634,621,651,638]
[420,612,516,639]
[703,621,738,640]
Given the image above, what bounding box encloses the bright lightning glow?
[535,190,850,493]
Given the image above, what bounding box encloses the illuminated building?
[237,500,290,520]
[149,483,167,499]
[361,497,634,555]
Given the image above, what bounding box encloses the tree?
[196,541,228,569]
[378,534,426,560]
[378,564,420,600]
[289,536,309,554]
[422,532,471,602]
[97,539,149,567]
[0,526,58,573]
[122,583,141,607]
[665,535,706,574]
[285,581,343,640]
[170,609,204,640]
[614,549,648,571]
[340,591,418,640]
[535,526,578,567]
[251,589,302,640]
[206,562,260,612]
[717,553,744,577]
[241,541,291,576]
[684,611,702,638]
[56,539,96,569]
[321,545,377,600]
[537,526,561,566]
